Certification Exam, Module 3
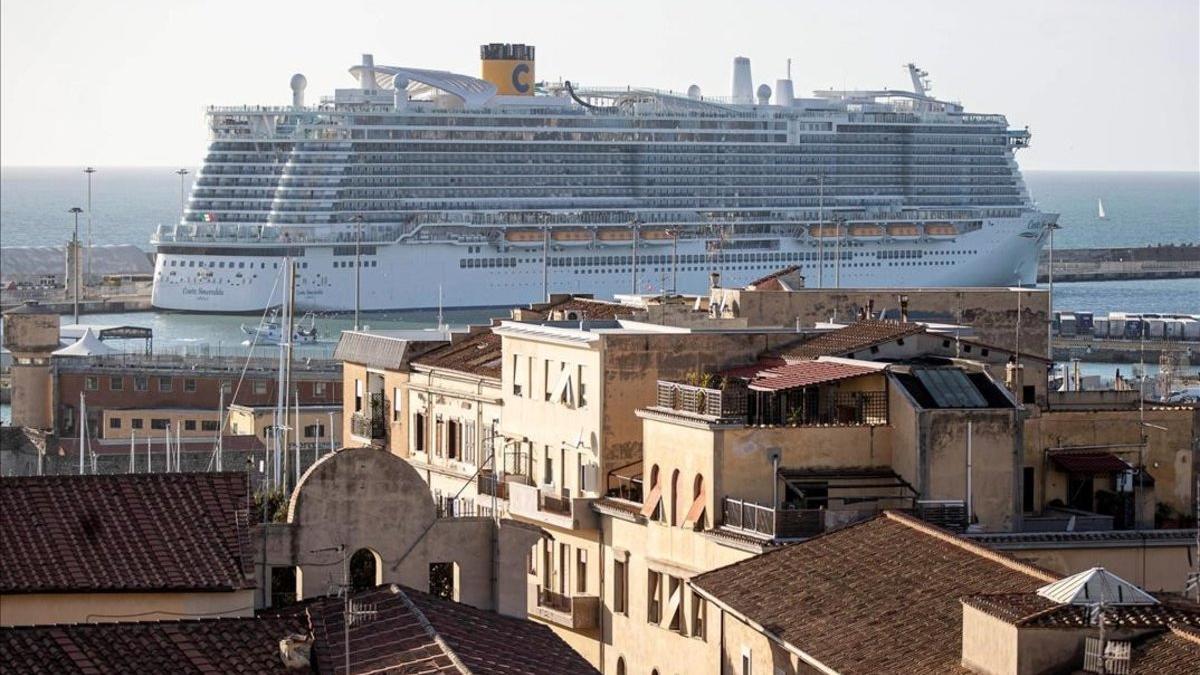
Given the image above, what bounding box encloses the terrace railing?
[655,380,748,419]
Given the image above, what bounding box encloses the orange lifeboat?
[886,223,921,240]
[847,224,885,240]
[596,228,635,246]
[924,223,959,238]
[505,229,543,248]
[640,228,674,245]
[809,223,844,238]
[552,228,592,246]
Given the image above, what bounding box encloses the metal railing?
[477,471,509,500]
[754,391,889,427]
[656,380,748,419]
[606,474,643,503]
[436,497,492,519]
[350,410,386,440]
[721,497,823,539]
[540,492,572,516]
[537,588,574,613]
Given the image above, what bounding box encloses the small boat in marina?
[242,309,319,345]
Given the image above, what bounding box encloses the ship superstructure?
[151,45,1057,312]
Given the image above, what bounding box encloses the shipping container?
[1076,312,1094,335]
[1094,317,1109,338]
[1147,319,1166,340]
[1059,313,1077,337]
[1182,319,1200,341]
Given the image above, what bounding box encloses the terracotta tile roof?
[0,615,306,673]
[1133,625,1200,674]
[691,511,1056,675]
[533,296,639,320]
[774,320,926,361]
[0,472,253,594]
[412,329,502,379]
[747,360,879,391]
[745,265,802,290]
[57,434,265,456]
[304,586,598,674]
[1049,452,1132,474]
[717,357,787,380]
[961,593,1200,628]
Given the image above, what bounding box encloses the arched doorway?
[349,548,381,591]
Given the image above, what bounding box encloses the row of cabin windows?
[109,417,219,432]
[169,259,281,270]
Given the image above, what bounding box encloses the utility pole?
[84,167,96,284]
[69,207,83,324]
[175,168,189,215]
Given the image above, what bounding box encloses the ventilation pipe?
[289,74,307,109]
[731,57,753,104]
[360,54,376,91]
[775,59,795,106]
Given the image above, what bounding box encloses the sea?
[1,168,1198,423]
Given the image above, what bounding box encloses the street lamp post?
[352,214,363,330]
[84,167,96,284]
[69,207,83,325]
[175,168,189,216]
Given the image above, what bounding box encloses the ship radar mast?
[905,63,931,97]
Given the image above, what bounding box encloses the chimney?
[731,57,753,104]
[360,54,376,91]
[898,294,909,323]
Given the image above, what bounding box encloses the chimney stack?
[897,294,909,323]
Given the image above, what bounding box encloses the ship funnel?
[360,54,376,91]
[775,58,795,106]
[481,43,535,96]
[290,73,307,108]
[731,56,753,104]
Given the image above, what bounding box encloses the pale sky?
[2,0,1197,171]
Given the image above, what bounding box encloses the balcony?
[477,470,509,500]
[721,497,824,539]
[508,482,597,531]
[655,380,747,420]
[531,586,600,630]
[350,411,386,441]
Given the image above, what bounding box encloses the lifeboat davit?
[808,224,844,239]
[847,223,885,240]
[640,228,674,245]
[924,223,959,238]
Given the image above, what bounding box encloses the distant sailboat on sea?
[1097,198,1108,220]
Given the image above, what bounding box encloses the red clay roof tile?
[774,320,925,361]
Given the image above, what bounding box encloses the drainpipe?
[965,420,973,525]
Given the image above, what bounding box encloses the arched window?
[691,474,706,530]
[616,657,626,675]
[349,548,382,591]
[670,469,681,526]
[640,465,663,520]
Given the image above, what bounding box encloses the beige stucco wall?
[961,603,1021,675]
[0,589,255,627]
[227,405,340,449]
[1005,542,1198,593]
[1016,627,1086,675]
[720,609,808,675]
[925,410,1021,531]
[1026,407,1197,517]
[406,366,504,500]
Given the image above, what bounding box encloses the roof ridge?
[882,511,1058,583]
[1170,624,1200,644]
[394,588,472,674]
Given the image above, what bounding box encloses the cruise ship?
[151,44,1058,313]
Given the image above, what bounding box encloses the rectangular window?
[613,559,627,615]
[691,591,707,640]
[304,424,319,438]
[150,418,169,430]
[1022,466,1036,513]
[201,420,219,432]
[543,359,552,401]
[667,576,683,632]
[558,543,569,594]
[185,420,197,431]
[220,381,231,395]
[108,417,121,429]
[543,445,554,486]
[413,412,426,452]
[742,649,752,675]
[131,418,143,429]
[254,381,268,395]
[109,376,124,391]
[313,381,326,397]
[355,379,363,412]
[647,571,662,624]
[512,354,523,396]
[435,419,444,457]
[85,376,98,391]
[158,376,172,392]
[576,548,587,593]
[578,365,588,407]
[1022,385,1036,404]
[134,376,148,392]
[184,378,197,392]
[447,420,460,460]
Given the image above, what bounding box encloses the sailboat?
[1097,198,1108,220]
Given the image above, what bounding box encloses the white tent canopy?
[52,327,119,357]
[1036,567,1158,606]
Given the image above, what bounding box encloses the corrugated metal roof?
[334,331,447,370]
[748,361,877,391]
[913,367,989,408]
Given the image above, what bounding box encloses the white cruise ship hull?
[151,216,1045,313]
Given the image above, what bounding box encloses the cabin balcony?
[508,481,598,531]
[530,585,600,630]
